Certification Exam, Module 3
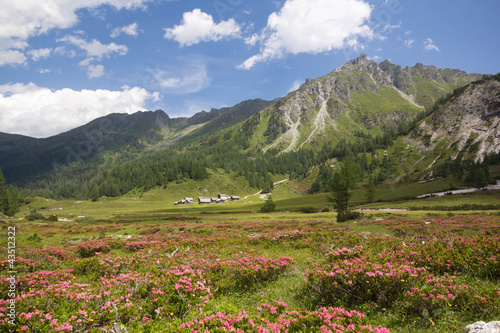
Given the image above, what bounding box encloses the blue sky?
[0,0,499,138]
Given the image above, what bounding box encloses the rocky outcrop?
[464,321,500,333]
[409,76,500,161]
[262,54,480,152]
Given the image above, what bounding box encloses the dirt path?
[243,179,289,200]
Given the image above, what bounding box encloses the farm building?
[198,197,211,204]
[174,198,194,205]
[218,194,229,201]
[196,195,239,204]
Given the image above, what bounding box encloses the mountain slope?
[0,55,489,200]
[0,110,170,183]
[253,54,481,153]
[0,132,38,152]
[0,99,273,184]
[409,74,500,162]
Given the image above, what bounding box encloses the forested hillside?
[2,58,498,201]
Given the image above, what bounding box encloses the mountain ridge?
[253,54,481,153]
[0,55,494,201]
[0,99,272,183]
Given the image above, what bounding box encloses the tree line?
[0,169,21,216]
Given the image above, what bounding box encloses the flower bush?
[1,214,499,332]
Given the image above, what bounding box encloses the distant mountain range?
[1,54,498,199]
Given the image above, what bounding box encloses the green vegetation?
[1,191,499,332]
[260,196,276,213]
[0,168,21,217]
[366,178,375,203]
[328,156,361,222]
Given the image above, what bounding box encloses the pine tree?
[0,168,4,194]
[328,156,360,222]
[308,178,321,194]
[366,178,375,203]
[4,185,20,217]
[260,197,276,213]
[0,169,5,214]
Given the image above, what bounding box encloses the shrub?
[337,210,363,222]
[298,206,320,214]
[76,240,111,258]
[26,209,45,221]
[260,197,276,213]
[27,233,43,242]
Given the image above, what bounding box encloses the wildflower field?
[1,212,499,332]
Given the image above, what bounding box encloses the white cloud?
[244,33,260,47]
[143,61,211,94]
[381,21,401,33]
[424,38,440,52]
[0,0,155,41]
[0,37,28,66]
[164,9,242,47]
[28,48,52,61]
[403,39,415,48]
[87,64,105,79]
[111,22,140,38]
[0,49,26,66]
[0,0,155,66]
[288,79,304,93]
[58,35,128,59]
[58,35,127,77]
[0,83,159,137]
[367,55,381,62]
[238,0,373,70]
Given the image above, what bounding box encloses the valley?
[1,56,499,333]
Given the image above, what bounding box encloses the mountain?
[250,54,481,153]
[0,110,170,183]
[0,55,491,200]
[0,132,38,152]
[409,74,500,162]
[153,98,274,150]
[0,99,272,184]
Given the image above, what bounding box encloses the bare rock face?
[410,77,500,161]
[262,53,481,153]
[464,321,500,333]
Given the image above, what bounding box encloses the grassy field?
[2,181,500,332]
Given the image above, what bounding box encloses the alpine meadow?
[1,1,500,332]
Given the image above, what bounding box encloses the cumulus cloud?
[0,37,28,66]
[0,83,159,138]
[87,64,105,78]
[58,35,128,77]
[0,0,154,40]
[238,0,374,70]
[0,49,26,66]
[423,38,440,52]
[0,0,156,66]
[28,48,52,61]
[111,22,140,38]
[164,9,242,47]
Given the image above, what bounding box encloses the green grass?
[249,109,271,150]
[352,87,423,115]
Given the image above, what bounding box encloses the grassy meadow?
[1,180,500,332]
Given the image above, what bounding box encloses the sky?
[0,0,499,138]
